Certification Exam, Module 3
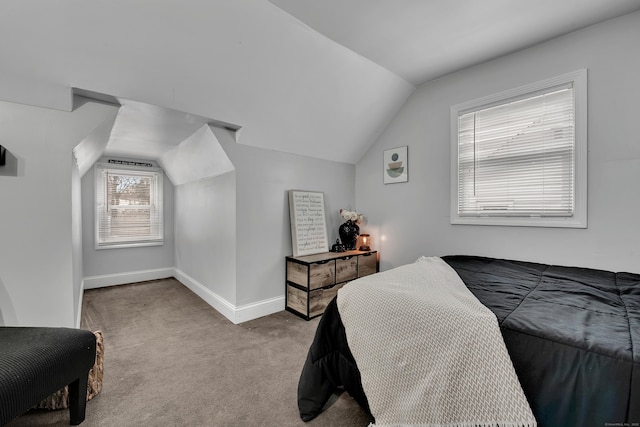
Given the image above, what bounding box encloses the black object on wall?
[0,145,6,166]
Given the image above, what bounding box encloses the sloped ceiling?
[64,0,414,165]
[103,99,215,161]
[268,0,640,85]
[160,124,235,186]
[3,1,640,165]
[72,94,235,184]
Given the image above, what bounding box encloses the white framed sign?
[288,190,329,256]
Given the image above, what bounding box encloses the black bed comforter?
[297,255,640,427]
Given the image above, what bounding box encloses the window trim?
[94,162,164,250]
[450,69,587,228]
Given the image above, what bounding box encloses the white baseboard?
[174,269,236,322]
[81,267,284,324]
[83,268,175,289]
[174,268,284,324]
[234,295,286,324]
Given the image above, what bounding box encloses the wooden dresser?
[285,250,379,320]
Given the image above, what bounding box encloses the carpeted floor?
[8,278,370,426]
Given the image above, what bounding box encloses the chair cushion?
[0,327,96,425]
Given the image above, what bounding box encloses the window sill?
[95,241,164,250]
[451,215,586,228]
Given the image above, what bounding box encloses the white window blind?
[95,163,163,248]
[451,70,587,228]
[458,85,574,216]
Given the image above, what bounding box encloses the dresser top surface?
[286,250,377,264]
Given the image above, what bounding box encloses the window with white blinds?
[95,163,164,248]
[451,70,587,228]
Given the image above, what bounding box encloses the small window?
[95,163,164,249]
[450,70,587,228]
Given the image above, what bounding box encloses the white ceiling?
[10,1,640,167]
[101,0,640,166]
[268,0,640,85]
[104,99,213,161]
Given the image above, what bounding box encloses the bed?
[297,255,639,427]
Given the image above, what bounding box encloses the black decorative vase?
[339,220,360,250]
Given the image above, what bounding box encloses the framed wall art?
[383,146,408,184]
[288,190,329,256]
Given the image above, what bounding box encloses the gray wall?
[81,158,175,279]
[213,128,357,307]
[0,99,118,327]
[174,171,237,304]
[71,158,83,325]
[356,11,640,274]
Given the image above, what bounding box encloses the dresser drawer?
[286,282,344,319]
[358,252,378,277]
[286,259,335,290]
[336,255,358,283]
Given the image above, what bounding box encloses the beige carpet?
[8,278,370,426]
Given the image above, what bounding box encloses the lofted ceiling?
[104,99,212,161]
[105,0,640,166]
[72,92,236,184]
[6,1,640,167]
[268,0,640,85]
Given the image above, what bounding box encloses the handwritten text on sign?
[289,191,328,256]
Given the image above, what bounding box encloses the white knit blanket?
[336,257,536,427]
